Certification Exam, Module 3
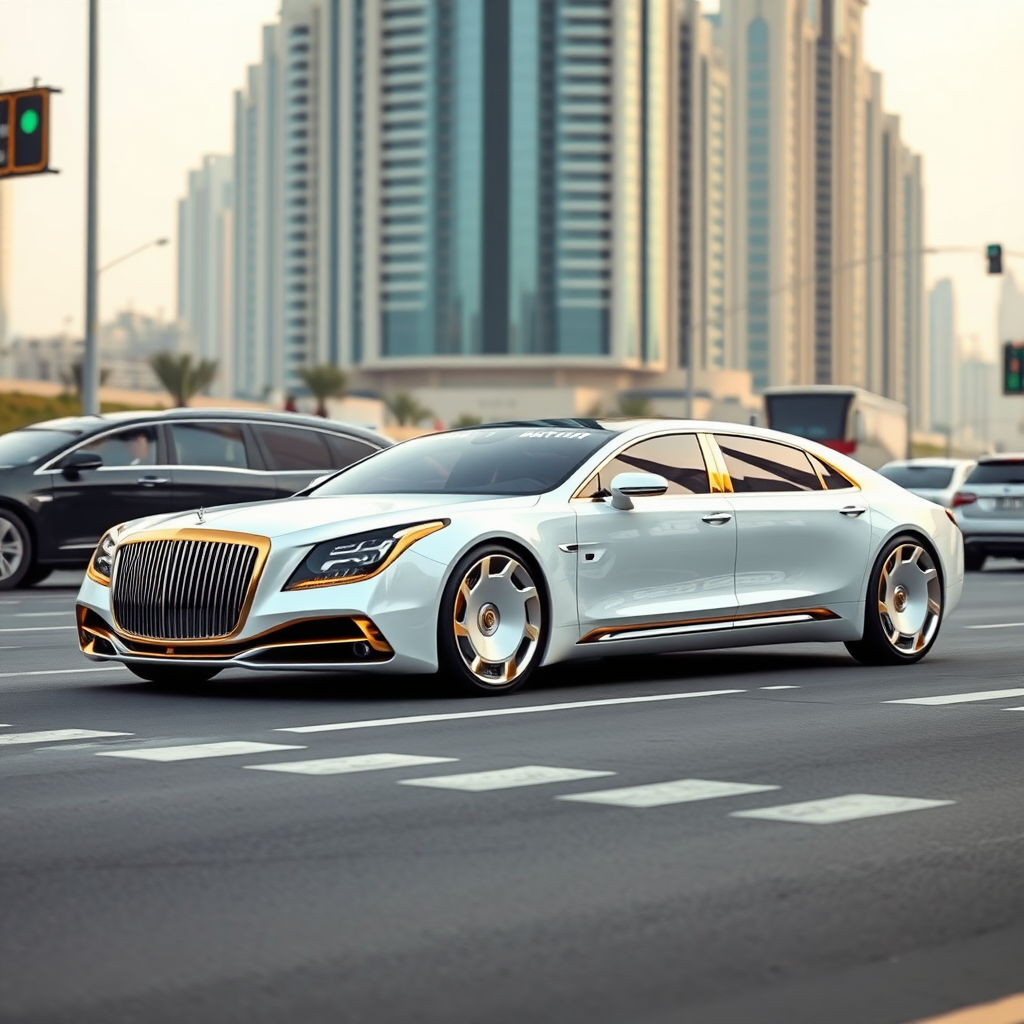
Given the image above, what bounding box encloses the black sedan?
[0,408,391,590]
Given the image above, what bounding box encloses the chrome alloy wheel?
[453,554,542,685]
[878,542,942,654]
[0,515,25,582]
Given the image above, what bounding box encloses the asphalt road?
[2,567,1024,1024]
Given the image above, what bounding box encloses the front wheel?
[126,664,223,686]
[845,536,943,666]
[437,545,547,696]
[0,511,32,591]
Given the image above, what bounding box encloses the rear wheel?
[845,535,943,666]
[20,565,54,588]
[126,664,222,686]
[0,511,31,591]
[437,545,547,696]
[964,549,986,572]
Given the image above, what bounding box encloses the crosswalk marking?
[730,794,954,825]
[245,753,458,776]
[0,728,132,746]
[884,688,1024,706]
[558,778,780,808]
[399,765,614,792]
[97,741,304,762]
[279,689,746,734]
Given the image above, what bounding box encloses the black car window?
[0,429,79,466]
[809,454,855,490]
[79,425,159,468]
[716,435,822,492]
[170,423,249,469]
[580,434,710,497]
[255,424,333,471]
[324,433,379,468]
[965,461,1024,485]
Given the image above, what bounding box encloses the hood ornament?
[197,507,205,524]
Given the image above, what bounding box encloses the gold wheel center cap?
[893,586,908,613]
[478,604,500,637]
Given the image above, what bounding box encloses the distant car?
[878,458,976,507]
[0,408,391,590]
[953,454,1024,571]
[75,419,963,695]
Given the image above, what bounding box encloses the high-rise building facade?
[177,153,234,393]
[927,278,956,433]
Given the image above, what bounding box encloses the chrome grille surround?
[111,537,261,641]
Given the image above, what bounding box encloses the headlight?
[284,520,447,591]
[87,525,123,586]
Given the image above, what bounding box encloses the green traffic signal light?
[19,108,39,134]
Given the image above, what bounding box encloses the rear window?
[965,461,1024,485]
[879,465,955,489]
[0,429,78,466]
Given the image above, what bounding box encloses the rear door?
[168,420,278,510]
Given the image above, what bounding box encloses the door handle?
[839,505,867,517]
[702,512,732,526]
[138,476,169,487]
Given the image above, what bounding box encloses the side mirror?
[62,450,103,479]
[609,472,669,511]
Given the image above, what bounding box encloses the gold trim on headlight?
[285,520,447,591]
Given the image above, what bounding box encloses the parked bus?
[762,386,908,470]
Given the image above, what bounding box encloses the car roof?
[882,458,974,468]
[21,408,392,447]
[977,453,1024,463]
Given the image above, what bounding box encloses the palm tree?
[617,395,653,417]
[451,413,482,428]
[60,361,111,397]
[149,352,218,407]
[296,364,347,418]
[385,392,433,426]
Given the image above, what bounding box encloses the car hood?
[119,492,542,543]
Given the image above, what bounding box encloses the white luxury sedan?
[76,419,964,695]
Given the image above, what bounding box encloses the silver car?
[878,458,976,508]
[953,454,1024,570]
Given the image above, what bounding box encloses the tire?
[19,565,54,588]
[437,544,547,696]
[126,664,222,686]
[845,535,944,666]
[0,510,32,592]
[964,549,986,572]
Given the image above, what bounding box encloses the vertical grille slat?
[111,538,260,641]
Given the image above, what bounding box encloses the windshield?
[765,394,852,441]
[965,461,1024,485]
[879,465,955,489]
[0,429,78,467]
[314,426,613,496]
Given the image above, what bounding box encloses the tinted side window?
[965,461,1024,485]
[810,454,855,490]
[716,435,822,492]
[170,423,249,469]
[256,424,333,471]
[582,434,710,497]
[324,433,379,468]
[80,425,159,468]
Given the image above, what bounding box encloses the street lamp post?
[99,237,168,275]
[81,0,99,416]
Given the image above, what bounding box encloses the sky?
[1,0,1022,362]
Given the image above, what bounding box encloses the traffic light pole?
[81,0,100,417]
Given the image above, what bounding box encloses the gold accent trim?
[110,528,272,645]
[812,452,861,490]
[86,562,110,587]
[285,520,446,591]
[578,607,838,645]
[697,432,732,494]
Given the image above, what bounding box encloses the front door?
[573,433,737,640]
[711,433,872,617]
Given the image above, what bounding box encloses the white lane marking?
[0,666,125,679]
[760,685,800,690]
[400,765,614,792]
[559,778,780,808]
[280,689,746,734]
[1002,707,1024,712]
[0,729,132,746]
[0,646,23,650]
[97,741,304,762]
[965,622,1024,630]
[885,688,1024,706]
[246,753,458,776]
[13,612,73,618]
[731,794,954,825]
[0,626,77,633]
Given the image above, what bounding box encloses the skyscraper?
[928,278,956,434]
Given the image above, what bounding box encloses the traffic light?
[0,86,53,179]
[1004,341,1024,395]
[987,244,1003,275]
